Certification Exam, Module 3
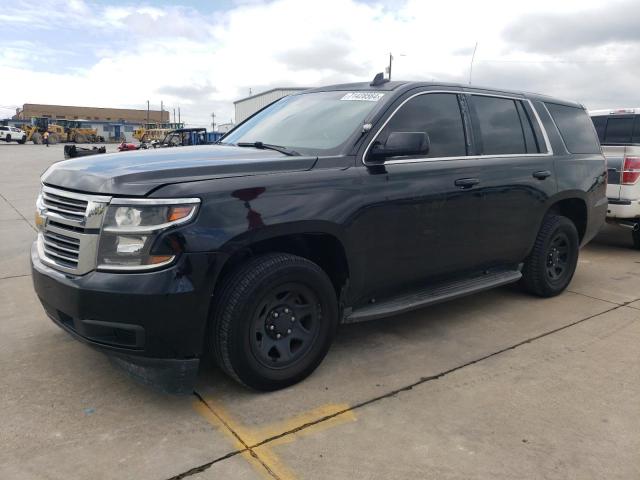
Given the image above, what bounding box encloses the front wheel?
[5,135,11,142]
[521,214,579,297]
[211,253,338,391]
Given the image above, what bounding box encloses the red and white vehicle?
[0,125,27,144]
[590,108,640,248]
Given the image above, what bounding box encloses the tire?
[18,137,26,144]
[521,214,579,297]
[5,135,10,143]
[32,132,42,144]
[211,253,339,391]
[632,229,640,250]
[48,133,59,145]
[75,134,87,144]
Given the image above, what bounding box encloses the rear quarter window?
[546,103,600,154]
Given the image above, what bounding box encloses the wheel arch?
[215,229,351,300]
[546,195,588,242]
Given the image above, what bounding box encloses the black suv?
[32,79,607,392]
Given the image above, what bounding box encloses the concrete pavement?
[0,143,638,480]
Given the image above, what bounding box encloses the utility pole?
[469,42,478,85]
[173,108,176,124]
[146,100,150,125]
[178,107,181,125]
[211,112,215,132]
[160,100,164,125]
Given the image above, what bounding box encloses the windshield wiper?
[236,141,300,156]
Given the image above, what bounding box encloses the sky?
[1,0,639,127]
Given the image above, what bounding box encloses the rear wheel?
[75,133,87,143]
[32,132,42,144]
[211,253,338,391]
[521,214,579,297]
[48,133,59,145]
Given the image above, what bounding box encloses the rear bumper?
[606,198,640,219]
[31,243,223,390]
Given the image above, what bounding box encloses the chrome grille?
[41,190,88,220]
[42,231,80,268]
[36,186,111,275]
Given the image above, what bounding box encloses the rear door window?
[470,96,527,155]
[545,103,601,154]
[377,93,467,158]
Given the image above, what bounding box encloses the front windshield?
[221,91,385,155]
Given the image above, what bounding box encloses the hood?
[42,145,318,196]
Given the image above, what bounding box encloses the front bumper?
[31,244,222,391]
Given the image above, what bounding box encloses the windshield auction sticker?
[340,92,385,101]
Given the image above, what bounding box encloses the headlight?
[97,198,199,271]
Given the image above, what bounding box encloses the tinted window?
[472,96,526,155]
[515,101,540,153]
[591,116,607,142]
[633,116,640,144]
[377,93,466,158]
[0,127,8,131]
[546,103,601,154]
[605,117,634,144]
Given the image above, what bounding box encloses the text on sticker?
[341,92,385,102]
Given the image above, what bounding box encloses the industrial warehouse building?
[13,104,168,123]
[8,103,171,142]
[234,88,308,123]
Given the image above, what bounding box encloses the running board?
[345,270,522,323]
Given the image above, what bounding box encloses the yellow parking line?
[194,397,356,479]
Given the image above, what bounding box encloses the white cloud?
[1,0,638,127]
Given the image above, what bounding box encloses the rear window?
[0,126,8,131]
[546,103,600,154]
[605,117,634,144]
[591,116,607,142]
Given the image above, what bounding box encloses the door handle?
[454,178,480,189]
[532,170,552,180]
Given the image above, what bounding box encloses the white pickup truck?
[590,108,640,248]
[0,125,27,144]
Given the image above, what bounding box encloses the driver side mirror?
[369,131,430,162]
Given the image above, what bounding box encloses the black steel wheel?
[250,283,322,369]
[521,214,579,297]
[211,253,338,391]
[545,232,570,281]
[632,228,640,250]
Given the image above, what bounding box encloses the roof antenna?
[370,72,389,87]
